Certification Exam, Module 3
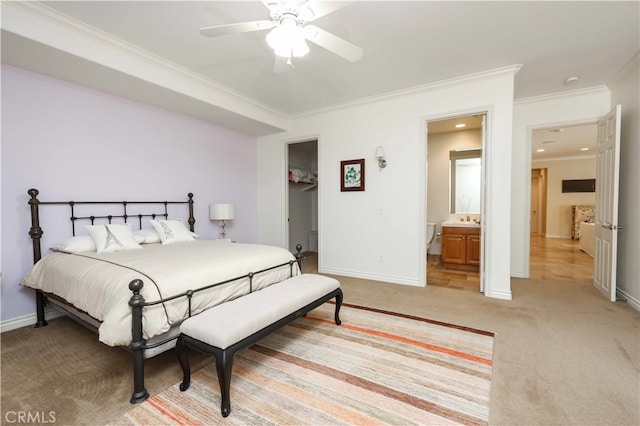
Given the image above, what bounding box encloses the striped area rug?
[116,303,494,425]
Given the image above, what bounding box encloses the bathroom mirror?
[450,149,482,214]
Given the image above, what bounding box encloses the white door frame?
[422,108,489,294]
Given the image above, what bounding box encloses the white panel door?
[594,105,621,301]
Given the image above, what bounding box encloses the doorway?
[287,140,318,257]
[529,123,597,282]
[425,113,486,292]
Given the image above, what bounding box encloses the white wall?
[1,65,259,323]
[511,88,611,278]
[609,52,640,310]
[258,67,519,300]
[427,129,482,254]
[531,158,596,238]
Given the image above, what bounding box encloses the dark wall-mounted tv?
[562,179,595,193]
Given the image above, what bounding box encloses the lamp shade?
[375,146,385,159]
[210,203,235,221]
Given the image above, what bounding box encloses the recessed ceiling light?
[564,76,580,85]
[550,128,564,133]
[536,149,545,153]
[455,123,466,128]
[541,140,555,144]
[581,147,589,151]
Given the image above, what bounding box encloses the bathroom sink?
[441,222,481,228]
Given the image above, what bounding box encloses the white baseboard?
[0,308,63,333]
[485,289,513,300]
[511,270,527,278]
[617,288,640,312]
[319,267,423,287]
[544,234,572,239]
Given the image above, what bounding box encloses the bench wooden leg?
[176,335,191,391]
[177,334,236,417]
[334,288,344,325]
[215,348,234,417]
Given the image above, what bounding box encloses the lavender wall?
[1,65,259,322]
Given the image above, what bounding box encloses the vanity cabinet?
[442,226,480,271]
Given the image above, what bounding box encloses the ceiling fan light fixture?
[266,16,309,58]
[274,36,309,58]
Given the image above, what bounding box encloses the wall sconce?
[210,203,235,239]
[375,146,387,170]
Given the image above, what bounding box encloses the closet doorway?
[287,140,318,261]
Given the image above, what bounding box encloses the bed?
[21,188,302,403]
[579,222,595,257]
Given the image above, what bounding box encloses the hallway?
[529,235,594,283]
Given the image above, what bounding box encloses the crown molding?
[514,85,610,106]
[290,64,523,119]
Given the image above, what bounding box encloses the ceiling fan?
[199,1,363,64]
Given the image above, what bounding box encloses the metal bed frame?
[26,188,302,403]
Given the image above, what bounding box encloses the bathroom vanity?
[441,224,481,271]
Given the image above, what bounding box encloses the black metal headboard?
[27,188,195,264]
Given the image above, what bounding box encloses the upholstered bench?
[175,273,343,417]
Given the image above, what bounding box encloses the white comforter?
[21,241,299,346]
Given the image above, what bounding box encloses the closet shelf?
[302,182,317,191]
[289,181,317,191]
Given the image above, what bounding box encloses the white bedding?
[579,222,595,257]
[21,241,299,346]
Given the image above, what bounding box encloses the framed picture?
[340,159,365,192]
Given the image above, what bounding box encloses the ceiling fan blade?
[200,20,274,37]
[304,25,363,62]
[298,1,350,22]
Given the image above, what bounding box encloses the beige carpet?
[1,258,638,425]
[114,303,494,425]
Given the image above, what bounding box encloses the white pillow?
[86,224,143,253]
[51,235,96,253]
[134,228,161,244]
[150,219,195,244]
